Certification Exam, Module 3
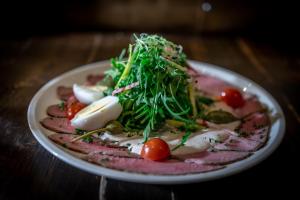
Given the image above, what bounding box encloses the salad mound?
[103,34,198,141]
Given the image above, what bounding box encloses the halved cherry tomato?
[141,138,171,161]
[220,88,245,108]
[66,96,86,120]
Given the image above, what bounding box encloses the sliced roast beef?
[86,74,104,85]
[87,154,224,175]
[49,134,126,154]
[194,75,232,97]
[182,151,251,165]
[234,97,264,118]
[57,86,73,101]
[41,117,75,134]
[237,112,270,143]
[46,104,67,118]
[187,67,199,77]
[88,150,140,159]
[214,135,263,152]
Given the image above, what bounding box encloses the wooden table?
[0,33,299,199]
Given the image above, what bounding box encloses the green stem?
[188,83,197,117]
[160,56,187,72]
[71,128,107,142]
[115,44,134,88]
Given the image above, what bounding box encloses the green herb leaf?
[197,96,214,105]
[75,128,87,135]
[58,101,65,110]
[82,136,93,143]
[172,131,192,151]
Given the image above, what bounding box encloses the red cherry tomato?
[141,138,171,161]
[220,88,245,108]
[66,96,86,120]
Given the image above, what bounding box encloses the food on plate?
[70,96,122,130]
[41,33,274,175]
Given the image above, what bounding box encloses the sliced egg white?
[71,96,122,130]
[73,84,107,104]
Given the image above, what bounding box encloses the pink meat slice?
[213,112,270,152]
[237,112,270,143]
[86,74,104,85]
[214,135,263,152]
[88,150,140,159]
[182,151,251,165]
[87,154,224,175]
[187,67,199,77]
[46,104,67,118]
[57,86,73,101]
[234,98,264,118]
[41,117,75,134]
[49,134,126,154]
[194,75,233,97]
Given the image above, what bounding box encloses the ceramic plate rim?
[27,60,285,184]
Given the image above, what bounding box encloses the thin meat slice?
[87,154,224,175]
[213,112,270,152]
[182,151,251,165]
[88,150,140,159]
[214,135,263,152]
[47,104,67,118]
[237,112,270,143]
[194,75,233,97]
[49,134,126,154]
[86,74,104,85]
[41,117,75,134]
[57,86,73,101]
[234,97,264,118]
[187,67,199,77]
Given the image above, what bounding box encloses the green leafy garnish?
[58,101,65,110]
[82,136,93,143]
[75,128,87,135]
[205,110,238,124]
[197,96,214,105]
[104,34,196,141]
[172,131,192,151]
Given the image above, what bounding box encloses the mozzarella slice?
[170,130,229,155]
[71,96,122,130]
[73,84,107,104]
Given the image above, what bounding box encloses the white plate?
[27,60,285,184]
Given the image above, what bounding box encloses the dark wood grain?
[0,33,299,200]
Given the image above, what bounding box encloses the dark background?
[0,0,299,37]
[0,0,299,200]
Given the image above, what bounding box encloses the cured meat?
[88,150,140,159]
[112,82,139,96]
[182,151,251,165]
[57,86,73,101]
[237,112,270,143]
[49,134,126,154]
[211,112,269,152]
[46,104,67,118]
[187,67,199,77]
[194,75,232,97]
[41,117,75,134]
[214,135,263,152]
[86,74,104,85]
[234,98,264,118]
[87,153,224,175]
